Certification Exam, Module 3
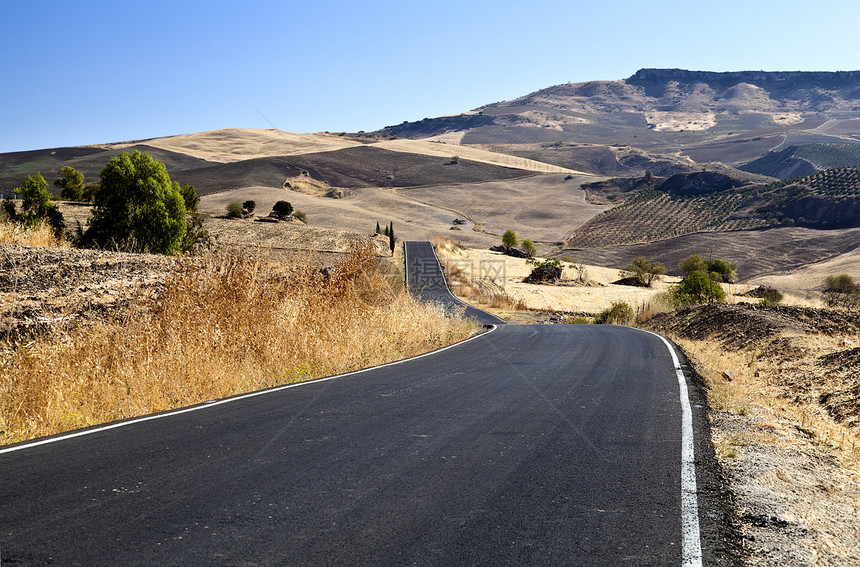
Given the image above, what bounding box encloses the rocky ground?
[0,245,177,340]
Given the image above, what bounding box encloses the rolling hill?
[2,69,859,287]
[381,68,860,171]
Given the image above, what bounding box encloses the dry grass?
[670,335,860,466]
[0,222,68,247]
[0,245,476,445]
[433,237,528,311]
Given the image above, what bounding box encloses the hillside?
[741,143,860,178]
[3,70,859,285]
[381,69,860,168]
[568,168,860,249]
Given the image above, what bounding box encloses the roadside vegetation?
[0,245,476,445]
[3,151,212,254]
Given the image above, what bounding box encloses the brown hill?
[381,69,860,167]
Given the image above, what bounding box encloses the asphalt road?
[404,240,507,325]
[0,243,732,566]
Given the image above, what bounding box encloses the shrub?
[293,210,307,223]
[594,301,634,325]
[82,151,186,254]
[679,254,736,283]
[623,256,666,286]
[824,274,860,307]
[15,174,65,237]
[679,254,707,275]
[179,185,210,254]
[502,229,518,252]
[759,287,784,306]
[521,238,537,257]
[708,258,737,283]
[825,274,858,294]
[272,200,293,220]
[226,202,244,218]
[670,271,726,305]
[242,200,256,215]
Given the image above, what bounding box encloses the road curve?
[404,240,507,325]
[0,244,730,566]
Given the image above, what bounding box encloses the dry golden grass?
[671,336,860,466]
[432,238,528,311]
[0,222,68,247]
[0,245,476,445]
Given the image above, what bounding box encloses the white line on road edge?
[0,325,498,456]
[639,329,703,567]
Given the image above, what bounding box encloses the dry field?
[198,172,608,253]
[431,244,824,319]
[109,128,362,163]
[371,138,581,174]
[0,233,477,445]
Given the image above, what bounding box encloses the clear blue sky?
[3,0,859,153]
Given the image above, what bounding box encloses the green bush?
[824,274,860,307]
[54,166,85,201]
[293,210,307,223]
[594,301,634,325]
[623,256,665,286]
[226,202,244,218]
[272,200,293,220]
[670,271,726,306]
[759,287,784,306]
[15,173,65,237]
[679,254,736,283]
[521,238,536,257]
[502,229,518,252]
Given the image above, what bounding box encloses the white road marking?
[638,328,704,567]
[0,325,497,456]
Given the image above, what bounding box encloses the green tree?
[520,238,537,257]
[388,221,395,253]
[670,271,726,305]
[179,184,210,253]
[375,221,381,234]
[54,166,85,201]
[502,229,518,252]
[824,274,857,294]
[81,183,100,202]
[242,200,256,215]
[679,254,707,275]
[16,173,65,236]
[272,200,293,220]
[623,256,666,286]
[823,274,860,307]
[82,151,186,254]
[19,173,54,219]
[707,258,736,283]
[180,184,199,212]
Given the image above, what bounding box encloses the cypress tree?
[389,221,395,252]
[375,221,380,234]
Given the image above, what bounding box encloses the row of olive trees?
[4,151,209,254]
